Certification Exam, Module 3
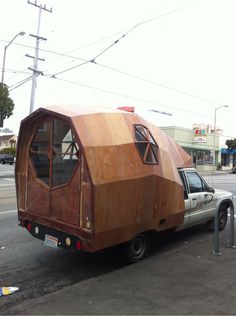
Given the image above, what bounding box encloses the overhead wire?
[95,63,223,106]
[46,0,170,62]
[51,76,214,119]
[9,75,33,92]
[41,0,224,108]
[51,2,196,77]
[2,0,230,119]
[0,67,32,77]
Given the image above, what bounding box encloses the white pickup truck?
[177,168,233,231]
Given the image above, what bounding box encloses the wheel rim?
[130,235,147,260]
[220,210,227,226]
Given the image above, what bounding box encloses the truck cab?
[178,168,232,231]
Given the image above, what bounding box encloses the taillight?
[75,240,82,250]
[27,222,32,232]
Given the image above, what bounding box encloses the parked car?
[0,154,14,165]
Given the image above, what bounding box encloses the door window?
[30,118,79,188]
[186,172,207,193]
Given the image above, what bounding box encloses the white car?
[177,168,233,231]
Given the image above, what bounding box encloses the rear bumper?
[18,211,93,252]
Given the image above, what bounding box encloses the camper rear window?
[29,119,79,187]
[134,124,158,164]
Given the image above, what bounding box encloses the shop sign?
[194,136,207,143]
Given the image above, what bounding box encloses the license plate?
[44,234,58,249]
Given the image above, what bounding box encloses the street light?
[212,105,229,173]
[1,32,25,127]
[1,31,25,84]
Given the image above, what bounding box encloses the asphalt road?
[0,165,236,315]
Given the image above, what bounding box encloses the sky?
[1,0,236,142]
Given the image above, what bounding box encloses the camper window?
[134,124,158,164]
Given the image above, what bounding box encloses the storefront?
[221,148,236,168]
[160,125,219,172]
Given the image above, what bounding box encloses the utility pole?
[27,0,52,114]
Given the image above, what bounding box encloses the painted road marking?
[0,210,17,215]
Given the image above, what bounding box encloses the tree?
[225,138,236,150]
[0,83,15,127]
[0,147,16,156]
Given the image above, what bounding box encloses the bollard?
[212,200,222,256]
[226,199,236,249]
[212,199,235,256]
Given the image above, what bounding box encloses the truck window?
[178,171,188,199]
[185,172,207,193]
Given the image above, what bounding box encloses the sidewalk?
[200,170,232,176]
[4,224,236,315]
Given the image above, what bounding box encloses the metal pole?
[1,47,7,85]
[212,199,236,255]
[227,200,236,249]
[0,32,25,127]
[212,200,222,256]
[1,33,25,85]
[29,5,42,114]
[212,105,229,173]
[212,108,217,173]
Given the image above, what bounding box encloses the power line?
[95,63,223,106]
[51,76,214,119]
[0,67,32,76]
[52,2,196,77]
[9,75,33,91]
[2,50,226,109]
[0,39,88,62]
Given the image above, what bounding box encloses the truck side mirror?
[207,187,215,194]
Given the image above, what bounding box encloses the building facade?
[160,125,223,172]
[0,134,17,150]
[221,148,236,168]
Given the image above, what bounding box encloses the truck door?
[184,170,215,225]
[178,170,191,226]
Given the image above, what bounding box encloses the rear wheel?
[123,233,150,263]
[206,204,228,231]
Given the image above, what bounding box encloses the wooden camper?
[16,106,192,253]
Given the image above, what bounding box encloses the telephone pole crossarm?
[27,0,52,13]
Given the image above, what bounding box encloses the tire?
[206,204,228,231]
[123,233,150,263]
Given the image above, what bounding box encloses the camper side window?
[134,124,158,164]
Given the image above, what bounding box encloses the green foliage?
[226,138,236,150]
[0,147,16,156]
[0,83,15,126]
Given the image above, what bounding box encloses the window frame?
[133,124,159,165]
[185,171,208,194]
[29,118,80,189]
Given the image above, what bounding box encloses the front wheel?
[123,233,150,263]
[206,204,228,231]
